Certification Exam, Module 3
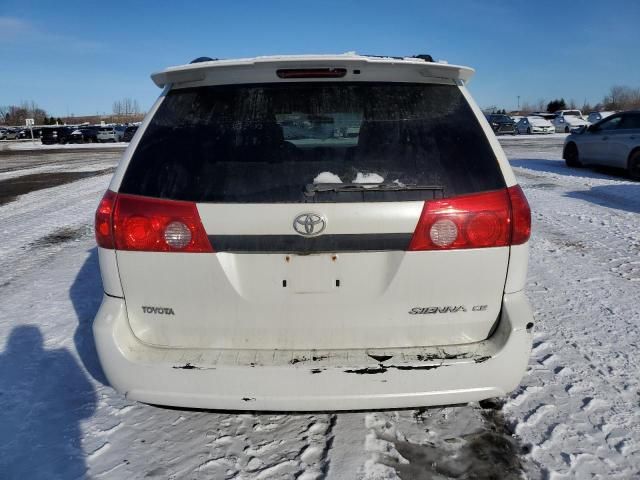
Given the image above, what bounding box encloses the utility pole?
[517,95,520,110]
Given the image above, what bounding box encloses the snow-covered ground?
[0,140,129,151]
[0,137,639,479]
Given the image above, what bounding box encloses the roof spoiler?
[151,54,475,88]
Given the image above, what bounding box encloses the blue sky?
[1,0,639,116]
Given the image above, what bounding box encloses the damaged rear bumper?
[93,291,533,411]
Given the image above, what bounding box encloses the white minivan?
[93,54,533,411]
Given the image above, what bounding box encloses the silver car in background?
[587,111,615,124]
[96,126,118,142]
[563,110,640,180]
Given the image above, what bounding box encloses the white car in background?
[516,116,555,134]
[587,111,615,124]
[552,110,589,133]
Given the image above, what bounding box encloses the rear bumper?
[93,291,533,411]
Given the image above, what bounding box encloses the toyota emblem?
[293,213,326,237]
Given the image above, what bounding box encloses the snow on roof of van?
[151,54,475,88]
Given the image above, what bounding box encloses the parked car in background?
[68,127,85,143]
[563,110,640,179]
[93,54,533,411]
[41,126,77,144]
[516,116,555,134]
[552,110,588,133]
[79,126,100,143]
[587,111,615,124]
[485,114,517,135]
[97,126,118,142]
[122,125,139,142]
[5,128,19,140]
[17,128,43,139]
[115,125,127,141]
[0,128,7,140]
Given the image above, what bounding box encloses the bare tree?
[113,98,141,121]
[603,85,640,110]
[0,105,9,125]
[533,99,546,113]
[581,98,591,112]
[112,100,123,117]
[1,101,49,125]
[520,101,533,114]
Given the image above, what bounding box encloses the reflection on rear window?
[120,83,505,203]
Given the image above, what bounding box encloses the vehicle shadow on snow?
[70,247,109,385]
[564,184,640,214]
[0,325,97,479]
[510,158,631,182]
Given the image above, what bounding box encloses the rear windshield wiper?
[304,182,444,197]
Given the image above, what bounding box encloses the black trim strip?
[210,233,412,253]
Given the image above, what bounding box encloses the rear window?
[120,82,505,203]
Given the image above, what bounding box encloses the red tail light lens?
[508,185,531,245]
[408,186,531,251]
[95,190,117,248]
[94,191,213,252]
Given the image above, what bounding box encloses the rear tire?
[628,150,640,181]
[527,127,531,134]
[564,143,582,168]
[564,126,570,133]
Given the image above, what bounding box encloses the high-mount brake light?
[94,191,213,253]
[408,186,531,251]
[276,68,347,79]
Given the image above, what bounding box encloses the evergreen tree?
[546,98,567,113]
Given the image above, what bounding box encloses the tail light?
[508,185,531,245]
[408,186,530,251]
[94,191,213,253]
[95,190,117,249]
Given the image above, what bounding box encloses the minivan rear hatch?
[112,81,515,350]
